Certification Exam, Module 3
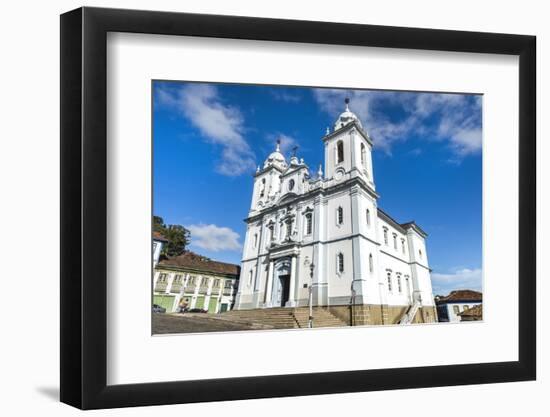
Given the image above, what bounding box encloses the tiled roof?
[458,304,483,318]
[436,289,482,303]
[158,251,240,277]
[153,231,169,242]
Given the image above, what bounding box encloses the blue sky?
[153,81,482,296]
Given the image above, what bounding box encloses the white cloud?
[312,88,482,160]
[270,89,301,103]
[187,224,241,252]
[156,84,256,176]
[431,268,482,296]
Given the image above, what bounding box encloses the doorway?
[275,274,290,307]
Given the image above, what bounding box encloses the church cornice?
[245,176,379,223]
[322,120,373,147]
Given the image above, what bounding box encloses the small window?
[202,278,209,287]
[253,233,258,248]
[248,270,253,287]
[259,178,266,197]
[288,179,295,191]
[419,249,423,258]
[387,272,392,292]
[360,142,366,166]
[213,279,220,287]
[383,228,388,245]
[336,141,344,163]
[366,209,371,226]
[268,224,274,242]
[158,273,167,283]
[286,220,292,238]
[174,274,182,283]
[337,206,344,225]
[393,233,397,249]
[401,238,406,254]
[453,305,460,314]
[337,253,344,273]
[397,275,402,293]
[305,213,313,235]
[224,280,233,289]
[369,254,373,273]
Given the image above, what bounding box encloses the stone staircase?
[219,307,347,329]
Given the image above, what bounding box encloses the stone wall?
[328,304,438,325]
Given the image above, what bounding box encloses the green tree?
[153,216,190,257]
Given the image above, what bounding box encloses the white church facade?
[234,99,437,325]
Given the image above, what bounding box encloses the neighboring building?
[153,251,240,314]
[458,304,483,322]
[152,231,168,267]
[435,290,482,322]
[234,99,437,325]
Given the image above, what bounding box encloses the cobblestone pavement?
[152,313,261,334]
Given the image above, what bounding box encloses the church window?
[401,238,406,254]
[268,224,274,242]
[360,142,366,166]
[248,270,253,287]
[383,227,388,245]
[337,206,344,225]
[336,140,344,164]
[337,253,344,273]
[286,220,293,238]
[387,272,392,292]
[397,275,402,293]
[419,249,423,258]
[369,254,373,273]
[288,179,295,191]
[253,233,258,248]
[366,209,371,226]
[393,233,397,249]
[259,178,266,198]
[305,213,313,235]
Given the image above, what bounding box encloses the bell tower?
[322,98,375,190]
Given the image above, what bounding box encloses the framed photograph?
[60,6,536,410]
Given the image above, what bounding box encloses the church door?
[277,274,290,307]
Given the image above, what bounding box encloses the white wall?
[0,1,545,417]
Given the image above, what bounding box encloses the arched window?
[360,142,366,166]
[383,227,388,245]
[387,272,392,292]
[248,270,253,287]
[305,213,313,235]
[397,275,402,293]
[286,220,293,238]
[337,253,344,273]
[337,206,344,225]
[268,224,274,242]
[369,254,373,273]
[366,209,371,226]
[259,178,266,197]
[253,233,258,248]
[393,233,398,249]
[419,249,423,258]
[401,238,406,254]
[336,140,344,163]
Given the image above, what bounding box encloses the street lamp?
[308,263,315,328]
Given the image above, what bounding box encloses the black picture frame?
[60,6,536,410]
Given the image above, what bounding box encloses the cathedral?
[234,99,437,325]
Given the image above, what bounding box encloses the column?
[265,260,274,307]
[287,255,297,307]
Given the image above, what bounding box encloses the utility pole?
[308,263,315,328]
